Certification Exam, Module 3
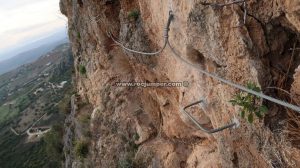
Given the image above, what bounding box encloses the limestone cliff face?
[60,0,300,167]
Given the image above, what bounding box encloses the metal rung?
[181,100,239,134]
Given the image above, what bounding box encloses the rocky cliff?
[60,0,300,167]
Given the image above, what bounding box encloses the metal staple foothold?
[182,100,238,134]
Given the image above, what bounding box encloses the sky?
[0,0,67,60]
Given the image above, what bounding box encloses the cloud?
[0,20,66,50]
[0,0,67,53]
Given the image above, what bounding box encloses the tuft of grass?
[128,10,140,21]
[230,82,268,123]
[79,65,86,75]
[284,109,300,148]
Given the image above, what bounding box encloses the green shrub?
[77,32,81,39]
[79,65,86,75]
[230,82,268,123]
[128,10,140,21]
[74,140,89,159]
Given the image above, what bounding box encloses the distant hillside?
[0,40,69,75]
[0,43,73,168]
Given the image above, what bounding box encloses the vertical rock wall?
[60,0,300,167]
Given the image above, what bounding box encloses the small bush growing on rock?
[79,65,86,75]
[74,140,89,159]
[128,9,140,21]
[230,82,268,123]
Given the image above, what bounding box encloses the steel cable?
[167,40,300,112]
[109,10,300,113]
[107,11,174,55]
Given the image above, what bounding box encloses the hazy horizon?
[0,0,67,61]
